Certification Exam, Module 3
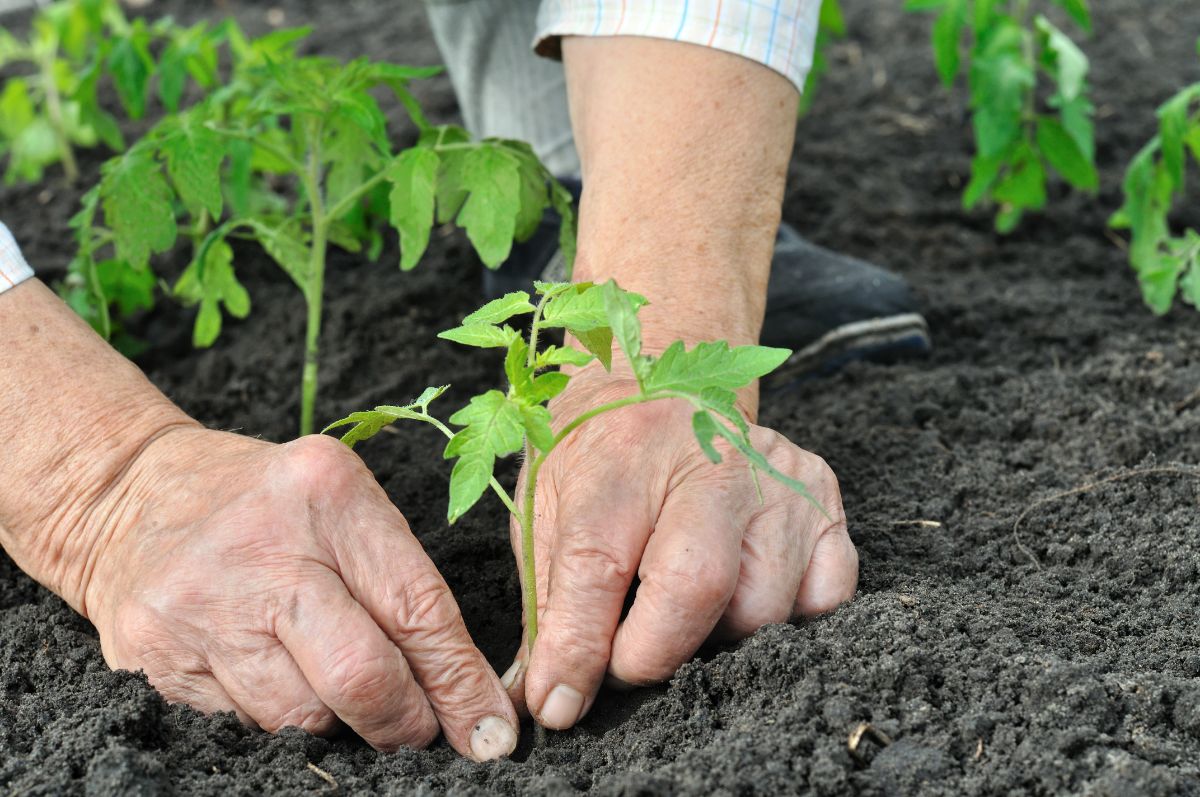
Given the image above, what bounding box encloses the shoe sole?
[765,312,932,387]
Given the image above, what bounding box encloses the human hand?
[79,429,518,760]
[500,367,858,729]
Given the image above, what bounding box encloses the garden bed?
[4,0,1200,794]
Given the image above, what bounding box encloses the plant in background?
[0,0,223,184]
[325,280,824,651]
[800,0,846,116]
[69,38,576,436]
[906,0,1096,232]
[1110,39,1200,315]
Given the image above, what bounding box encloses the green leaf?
[438,323,519,348]
[388,146,439,271]
[963,152,1004,209]
[541,284,609,331]
[106,29,153,119]
[1051,0,1091,32]
[645,341,792,395]
[504,336,533,394]
[551,181,577,276]
[1036,16,1088,102]
[457,144,521,267]
[462,291,535,325]
[1157,86,1200,191]
[932,0,966,86]
[1036,115,1097,190]
[102,151,177,268]
[323,385,449,448]
[529,371,570,403]
[159,117,226,218]
[572,327,614,370]
[691,411,723,464]
[173,239,251,348]
[536,345,594,368]
[521,404,555,452]
[246,219,311,292]
[444,390,526,522]
[96,258,155,316]
[601,280,646,377]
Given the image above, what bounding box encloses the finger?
[524,477,653,730]
[719,447,857,636]
[209,638,338,736]
[275,574,440,752]
[333,503,519,761]
[608,477,744,685]
[151,670,253,726]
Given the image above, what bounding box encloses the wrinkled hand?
[83,429,517,760]
[503,368,858,729]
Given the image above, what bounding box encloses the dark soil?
[4,1,1200,794]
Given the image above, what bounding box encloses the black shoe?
[484,179,931,381]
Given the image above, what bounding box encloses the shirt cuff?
[0,222,34,296]
[534,0,820,94]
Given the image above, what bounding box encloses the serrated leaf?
[692,411,723,464]
[536,345,595,368]
[529,372,570,404]
[102,152,177,268]
[438,323,519,348]
[601,280,646,377]
[521,404,555,452]
[462,291,535,325]
[96,258,155,316]
[160,117,226,218]
[645,341,792,395]
[457,144,521,267]
[932,1,965,86]
[1036,16,1088,102]
[323,385,449,448]
[572,327,614,370]
[174,239,251,347]
[444,390,525,522]
[1036,115,1097,190]
[246,219,312,292]
[505,336,533,394]
[704,414,829,518]
[388,146,439,271]
[106,31,152,119]
[542,284,609,331]
[1157,86,1200,191]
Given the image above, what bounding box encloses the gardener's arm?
[502,36,860,727]
[0,278,517,761]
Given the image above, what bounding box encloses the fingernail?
[470,715,517,761]
[539,684,584,729]
[500,660,522,690]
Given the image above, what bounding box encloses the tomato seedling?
[325,280,824,651]
[69,35,575,435]
[906,0,1096,232]
[0,0,223,184]
[1110,38,1200,314]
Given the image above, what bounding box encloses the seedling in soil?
[325,280,825,653]
[1110,38,1200,315]
[906,0,1097,232]
[69,39,575,435]
[0,0,222,184]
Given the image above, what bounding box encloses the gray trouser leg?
[424,0,581,177]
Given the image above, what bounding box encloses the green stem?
[299,123,326,437]
[39,52,78,183]
[421,414,519,516]
[517,392,668,650]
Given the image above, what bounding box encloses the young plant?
[906,0,1096,232]
[69,44,576,436]
[1109,39,1200,315]
[0,0,221,184]
[325,280,824,651]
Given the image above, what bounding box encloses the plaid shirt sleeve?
[0,222,35,296]
[534,0,821,93]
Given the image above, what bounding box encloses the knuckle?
[393,571,461,639]
[264,702,338,736]
[658,554,738,608]
[559,538,635,593]
[323,645,395,706]
[280,434,367,496]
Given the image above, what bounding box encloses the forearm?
[0,280,197,615]
[562,36,799,357]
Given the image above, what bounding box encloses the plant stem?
[299,122,326,437]
[39,52,78,183]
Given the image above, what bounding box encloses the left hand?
[500,366,859,729]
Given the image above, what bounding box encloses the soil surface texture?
[4,1,1200,794]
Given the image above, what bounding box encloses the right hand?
[79,428,517,760]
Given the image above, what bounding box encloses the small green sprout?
[325,280,823,652]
